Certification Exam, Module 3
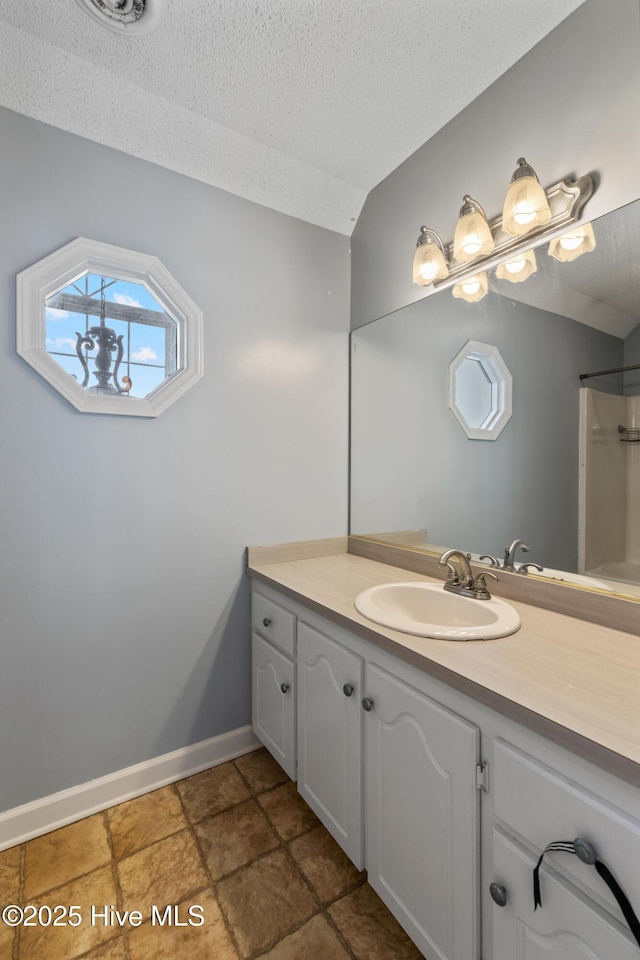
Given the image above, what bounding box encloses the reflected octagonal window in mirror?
[448,340,512,440]
[17,238,203,417]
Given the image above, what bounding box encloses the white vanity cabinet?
[251,583,482,960]
[296,617,481,959]
[249,580,640,960]
[251,588,297,780]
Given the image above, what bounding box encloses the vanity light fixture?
[548,222,596,262]
[502,158,552,236]
[412,227,449,286]
[495,248,537,283]
[452,272,488,303]
[411,157,595,301]
[453,196,494,263]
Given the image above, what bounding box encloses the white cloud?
[46,307,69,320]
[46,337,77,350]
[131,346,158,362]
[114,292,142,307]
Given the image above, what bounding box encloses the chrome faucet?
[439,549,473,586]
[438,549,498,600]
[503,539,530,571]
[478,539,543,575]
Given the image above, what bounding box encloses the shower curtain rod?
[579,363,640,381]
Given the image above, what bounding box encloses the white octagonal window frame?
[448,340,512,440]
[17,237,203,417]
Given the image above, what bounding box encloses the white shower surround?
[579,388,640,589]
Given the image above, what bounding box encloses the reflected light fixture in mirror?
[502,157,552,235]
[495,248,537,283]
[548,222,597,262]
[452,272,488,303]
[453,196,494,262]
[412,227,449,285]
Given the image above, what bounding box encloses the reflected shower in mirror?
[350,198,640,598]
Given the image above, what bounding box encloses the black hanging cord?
[595,860,640,948]
[533,838,640,949]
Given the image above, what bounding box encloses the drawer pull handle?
[262,617,272,628]
[362,697,374,712]
[489,882,507,907]
[343,683,354,697]
[534,838,640,948]
[280,682,290,694]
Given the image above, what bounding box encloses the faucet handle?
[519,562,544,575]
[472,571,498,599]
[479,554,500,567]
[440,560,459,584]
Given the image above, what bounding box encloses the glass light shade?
[495,248,537,283]
[453,198,494,263]
[502,160,551,237]
[452,272,488,303]
[412,233,449,285]
[548,222,596,262]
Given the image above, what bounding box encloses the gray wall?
[351,0,640,329]
[0,107,350,813]
[350,291,621,572]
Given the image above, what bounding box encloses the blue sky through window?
[45,274,176,398]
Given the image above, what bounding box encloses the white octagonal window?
[17,238,203,417]
[448,340,512,440]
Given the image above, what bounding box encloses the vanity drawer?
[252,590,296,657]
[493,739,640,915]
[491,827,640,960]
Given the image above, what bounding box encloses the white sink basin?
[354,581,521,641]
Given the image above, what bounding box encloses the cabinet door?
[252,632,296,780]
[365,662,480,960]
[297,622,364,868]
[491,828,639,959]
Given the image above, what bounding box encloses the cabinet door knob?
[362,697,374,712]
[343,683,354,697]
[489,882,507,907]
[280,682,290,694]
[262,617,271,627]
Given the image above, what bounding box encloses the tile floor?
[0,748,424,960]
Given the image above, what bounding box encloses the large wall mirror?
[350,197,640,599]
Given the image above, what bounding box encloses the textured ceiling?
[0,0,585,234]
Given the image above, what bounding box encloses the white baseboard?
[0,725,261,851]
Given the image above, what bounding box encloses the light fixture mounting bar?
[433,173,594,291]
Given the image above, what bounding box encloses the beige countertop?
[248,545,640,787]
